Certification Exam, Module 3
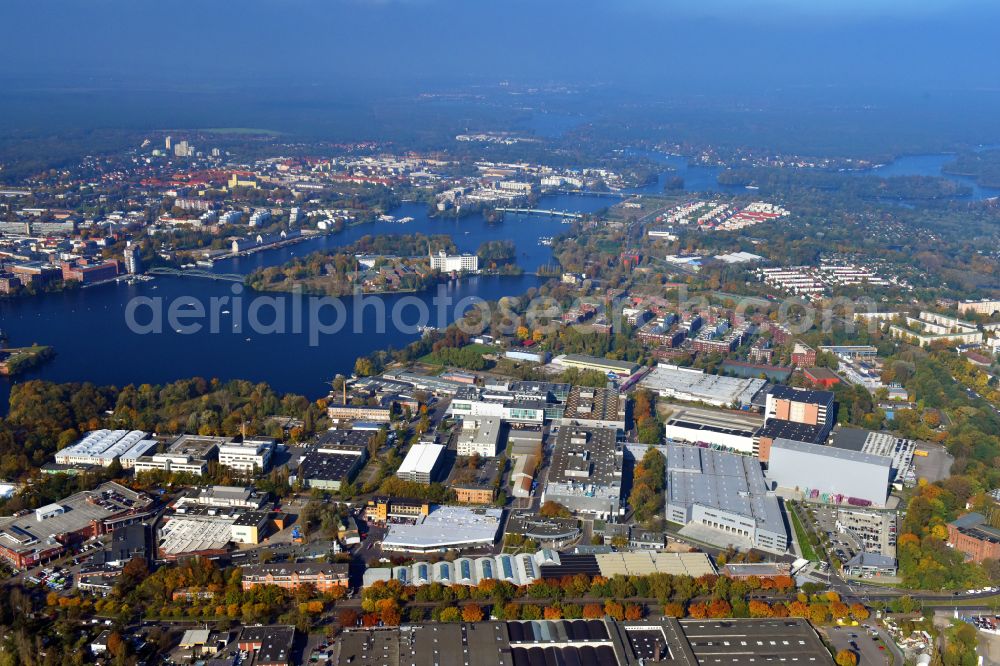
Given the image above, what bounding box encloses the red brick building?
[240,563,349,592]
[947,513,1000,563]
[803,367,841,389]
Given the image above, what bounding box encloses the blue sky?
[1,0,998,92]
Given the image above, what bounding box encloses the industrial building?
[754,419,830,462]
[157,507,270,559]
[766,439,893,507]
[541,551,717,580]
[181,485,267,510]
[829,426,917,487]
[764,386,834,430]
[457,416,503,458]
[363,550,558,589]
[449,386,550,424]
[297,448,367,491]
[663,407,763,454]
[947,513,1000,563]
[544,426,623,520]
[639,364,766,408]
[560,386,627,430]
[334,618,833,666]
[0,482,154,569]
[133,434,226,476]
[326,403,392,422]
[54,429,158,469]
[396,443,446,484]
[665,444,788,554]
[551,353,640,377]
[379,505,502,553]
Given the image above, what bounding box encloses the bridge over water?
[147,267,245,283]
[495,208,583,219]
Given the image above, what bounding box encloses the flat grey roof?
[667,444,785,536]
[771,438,892,468]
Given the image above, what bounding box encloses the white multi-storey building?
[429,250,478,272]
[218,439,275,475]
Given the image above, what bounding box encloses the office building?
[544,426,623,520]
[365,496,431,524]
[218,438,275,474]
[790,341,817,367]
[396,443,446,484]
[766,439,892,507]
[457,416,503,458]
[665,444,788,554]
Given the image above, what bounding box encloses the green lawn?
[790,508,820,561]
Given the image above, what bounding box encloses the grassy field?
[790,507,820,561]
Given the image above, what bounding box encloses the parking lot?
[825,625,890,666]
[806,505,861,566]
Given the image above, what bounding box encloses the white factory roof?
[55,429,156,464]
[397,443,445,476]
[380,505,502,550]
[639,364,765,406]
[158,516,235,556]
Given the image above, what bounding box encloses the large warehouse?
[766,438,892,506]
[543,426,623,520]
[663,407,763,454]
[380,505,502,553]
[639,364,766,408]
[665,444,788,554]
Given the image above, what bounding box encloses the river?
[0,194,607,410]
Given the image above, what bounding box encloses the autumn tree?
[662,602,685,617]
[462,603,484,622]
[835,649,858,666]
